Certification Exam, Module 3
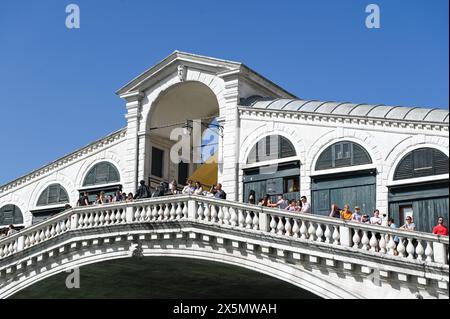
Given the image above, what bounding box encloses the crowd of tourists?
[2,180,447,239]
[76,179,227,208]
[249,193,448,236]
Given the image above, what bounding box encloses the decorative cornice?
[0,128,127,195]
[238,107,449,133]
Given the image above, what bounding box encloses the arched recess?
[2,246,358,300]
[29,184,70,225]
[0,204,23,227]
[242,134,300,204]
[78,161,122,204]
[310,140,377,216]
[387,146,449,233]
[143,81,221,191]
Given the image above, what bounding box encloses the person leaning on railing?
[433,217,448,236]
[340,204,353,221]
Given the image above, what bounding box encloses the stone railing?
[1,195,448,266]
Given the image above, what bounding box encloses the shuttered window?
[0,205,23,225]
[83,162,120,187]
[247,136,296,164]
[151,147,164,178]
[394,148,449,180]
[315,142,372,170]
[37,184,69,207]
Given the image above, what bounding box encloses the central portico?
[116,51,296,200]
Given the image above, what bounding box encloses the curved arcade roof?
[241,97,449,124]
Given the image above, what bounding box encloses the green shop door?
[312,170,377,216]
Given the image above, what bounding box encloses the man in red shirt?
[432,217,448,236]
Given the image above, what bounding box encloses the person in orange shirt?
[433,216,448,236]
[340,204,353,221]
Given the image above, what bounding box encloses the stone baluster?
[387,235,396,255]
[308,222,316,241]
[197,204,204,221]
[211,205,218,223]
[270,216,277,233]
[204,204,211,222]
[324,225,332,243]
[115,209,121,223]
[252,213,259,231]
[176,203,183,220]
[245,211,253,229]
[300,220,308,239]
[361,231,370,250]
[379,234,387,254]
[217,206,224,224]
[89,212,95,225]
[316,223,324,242]
[182,202,188,219]
[93,213,99,226]
[352,230,361,249]
[292,220,300,238]
[134,208,140,222]
[425,241,434,262]
[406,238,415,259]
[230,207,237,226]
[238,209,245,228]
[169,205,176,220]
[369,232,378,252]
[121,209,126,223]
[223,206,230,225]
[163,205,170,220]
[284,218,292,236]
[415,240,425,261]
[151,206,158,221]
[332,226,340,245]
[99,211,105,225]
[145,206,152,221]
[397,238,406,257]
[277,217,285,235]
[157,206,164,221]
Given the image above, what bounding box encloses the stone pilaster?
[121,91,144,194]
[218,73,240,201]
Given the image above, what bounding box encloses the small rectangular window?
[151,147,164,178]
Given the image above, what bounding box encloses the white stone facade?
[0,51,448,227]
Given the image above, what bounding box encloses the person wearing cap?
[400,216,416,231]
[351,206,362,222]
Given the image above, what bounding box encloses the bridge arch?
[1,241,356,299]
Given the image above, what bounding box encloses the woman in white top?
[193,181,204,195]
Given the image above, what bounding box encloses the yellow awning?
[188,153,218,188]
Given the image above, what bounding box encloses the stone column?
[121,92,144,194]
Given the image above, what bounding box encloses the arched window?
[83,162,120,187]
[37,184,69,207]
[0,205,23,225]
[315,141,372,171]
[247,135,296,164]
[394,148,449,181]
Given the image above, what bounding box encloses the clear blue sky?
[0,0,448,185]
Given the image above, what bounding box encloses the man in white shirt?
[300,196,311,213]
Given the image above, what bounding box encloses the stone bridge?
[0,195,448,299]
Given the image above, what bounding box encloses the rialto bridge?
[0,195,448,299]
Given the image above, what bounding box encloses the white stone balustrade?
[0,195,448,267]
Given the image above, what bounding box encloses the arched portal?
[311,141,376,216]
[389,147,449,232]
[79,161,122,204]
[243,135,299,204]
[145,81,220,192]
[30,184,70,224]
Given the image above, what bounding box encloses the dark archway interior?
[11,257,321,299]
